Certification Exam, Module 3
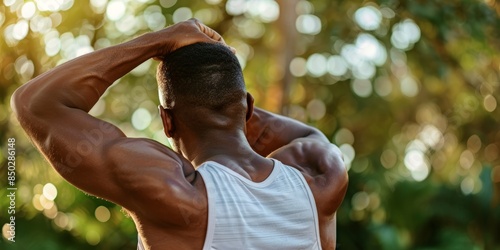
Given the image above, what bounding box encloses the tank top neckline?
[200,159,281,188]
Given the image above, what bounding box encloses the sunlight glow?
[374,76,393,96]
[43,183,58,201]
[173,7,193,23]
[400,76,419,97]
[35,0,73,12]
[327,55,348,76]
[144,5,166,30]
[246,0,279,23]
[206,0,222,4]
[354,6,382,31]
[226,0,246,15]
[404,149,430,181]
[351,79,373,97]
[21,2,37,19]
[306,99,326,120]
[352,191,370,210]
[306,53,327,77]
[90,0,108,13]
[12,19,29,40]
[391,19,421,50]
[106,0,126,21]
[356,33,387,66]
[334,128,355,145]
[132,108,152,131]
[296,14,321,35]
[159,0,177,8]
[95,206,111,222]
[339,144,355,170]
[483,94,497,112]
[290,57,307,77]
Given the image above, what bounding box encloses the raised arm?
[246,107,328,155]
[10,19,226,219]
[246,107,348,212]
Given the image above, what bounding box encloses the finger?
[192,19,236,54]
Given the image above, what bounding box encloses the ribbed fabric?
[198,159,321,250]
[137,159,321,250]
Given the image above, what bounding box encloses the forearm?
[12,32,160,115]
[246,107,329,157]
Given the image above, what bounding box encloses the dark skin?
[11,19,348,250]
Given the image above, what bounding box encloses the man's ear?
[159,106,175,138]
[246,92,254,122]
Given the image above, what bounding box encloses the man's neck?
[180,130,273,182]
[185,130,253,165]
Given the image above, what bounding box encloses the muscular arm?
[10,20,225,220]
[247,107,348,209]
[246,107,348,248]
[246,107,328,156]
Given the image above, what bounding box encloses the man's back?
[197,159,321,249]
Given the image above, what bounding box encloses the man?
[11,19,348,249]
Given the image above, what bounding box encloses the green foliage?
[1,0,499,249]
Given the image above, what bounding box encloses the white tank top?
[137,159,322,250]
[197,159,322,250]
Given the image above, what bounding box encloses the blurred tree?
[0,0,499,249]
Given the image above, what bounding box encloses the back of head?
[157,42,246,116]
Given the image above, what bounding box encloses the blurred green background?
[1,0,499,249]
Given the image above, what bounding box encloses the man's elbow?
[10,87,26,119]
[10,85,43,127]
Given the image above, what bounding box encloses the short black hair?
[157,42,246,111]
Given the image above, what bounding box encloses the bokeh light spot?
[340,144,355,170]
[226,0,246,15]
[95,206,111,222]
[144,5,167,31]
[296,14,321,35]
[374,76,392,96]
[352,191,370,210]
[351,79,373,97]
[404,150,430,181]
[483,94,497,112]
[132,108,152,131]
[86,230,101,245]
[391,19,421,51]
[106,0,126,21]
[306,53,327,77]
[13,19,29,41]
[21,2,37,19]
[400,76,419,97]
[327,55,348,76]
[290,57,307,77]
[381,149,397,169]
[459,150,474,169]
[460,177,474,195]
[159,0,177,8]
[206,0,222,4]
[306,99,326,120]
[90,0,108,14]
[43,183,58,201]
[354,6,382,31]
[335,128,355,145]
[173,7,193,23]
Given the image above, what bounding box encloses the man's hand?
[154,18,235,59]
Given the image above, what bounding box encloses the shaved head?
[157,42,246,112]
